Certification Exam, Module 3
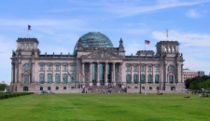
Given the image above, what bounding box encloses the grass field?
[0,94,210,121]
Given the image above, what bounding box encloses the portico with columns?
[80,60,122,86]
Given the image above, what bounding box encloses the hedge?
[0,92,33,100]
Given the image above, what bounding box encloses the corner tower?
[16,38,40,57]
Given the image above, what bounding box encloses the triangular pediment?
[81,49,122,60]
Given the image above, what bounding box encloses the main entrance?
[82,62,122,86]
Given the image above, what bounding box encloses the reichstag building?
[10,32,184,93]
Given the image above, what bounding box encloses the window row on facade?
[126,64,160,73]
[126,64,176,73]
[39,63,75,72]
[39,73,73,84]
[126,74,177,84]
[126,74,160,83]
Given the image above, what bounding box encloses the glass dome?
[74,32,113,53]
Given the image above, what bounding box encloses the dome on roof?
[74,32,113,53]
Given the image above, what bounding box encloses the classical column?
[152,64,155,83]
[145,64,148,83]
[139,64,141,83]
[163,62,167,90]
[119,63,122,84]
[159,63,164,90]
[89,63,93,86]
[44,64,47,84]
[131,64,133,84]
[165,63,168,83]
[11,62,15,83]
[82,63,85,84]
[105,62,108,86]
[17,60,20,83]
[112,62,116,85]
[60,64,63,84]
[97,63,100,86]
[180,64,183,83]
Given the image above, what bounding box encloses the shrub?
[0,92,33,100]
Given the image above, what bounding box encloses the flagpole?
[166,29,169,39]
[27,25,31,38]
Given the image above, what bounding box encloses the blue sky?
[0,0,210,84]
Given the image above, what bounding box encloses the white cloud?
[152,30,210,47]
[105,0,210,17]
[186,9,201,18]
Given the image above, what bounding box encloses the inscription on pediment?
[81,50,122,60]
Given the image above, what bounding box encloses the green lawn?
[0,94,210,121]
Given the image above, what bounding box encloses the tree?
[0,83,7,91]
[185,76,210,90]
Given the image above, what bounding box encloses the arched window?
[168,65,176,73]
[163,46,166,52]
[155,74,160,83]
[168,47,171,53]
[39,73,45,84]
[126,74,132,83]
[55,73,61,83]
[133,74,139,84]
[169,75,175,83]
[140,74,145,83]
[148,74,153,83]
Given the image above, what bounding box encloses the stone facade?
[10,32,185,93]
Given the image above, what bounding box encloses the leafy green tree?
[185,76,210,90]
[0,83,7,91]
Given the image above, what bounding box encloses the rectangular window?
[23,74,30,84]
[48,64,53,71]
[126,74,132,83]
[148,65,152,72]
[155,65,160,72]
[126,64,132,72]
[141,65,146,73]
[140,74,145,83]
[134,65,139,72]
[63,65,68,72]
[39,73,45,84]
[134,74,139,84]
[63,73,68,83]
[39,64,45,72]
[148,74,153,83]
[155,75,160,83]
[55,65,60,72]
[55,73,61,83]
[47,73,53,83]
